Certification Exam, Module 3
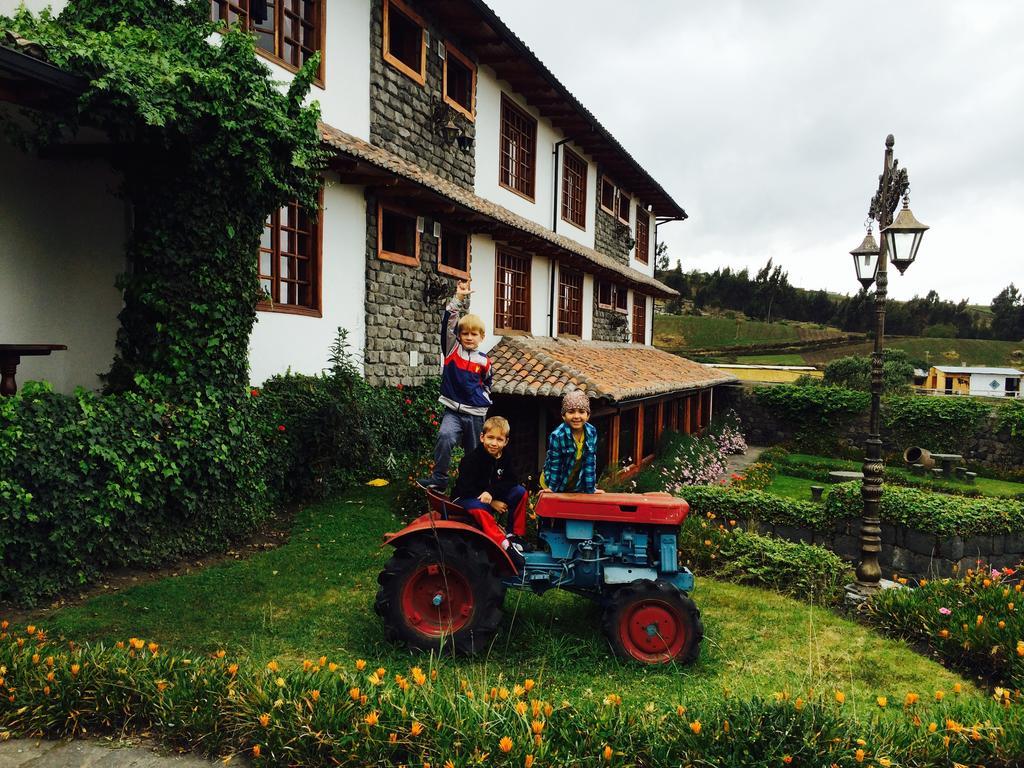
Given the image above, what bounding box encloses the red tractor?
[375,489,702,665]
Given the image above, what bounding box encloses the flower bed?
[0,622,1021,767]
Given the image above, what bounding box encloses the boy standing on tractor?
[540,390,602,493]
[452,415,528,565]
[418,278,492,492]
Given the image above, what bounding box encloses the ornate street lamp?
[847,134,928,598]
[850,225,880,290]
[884,195,929,275]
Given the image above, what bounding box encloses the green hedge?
[883,395,991,455]
[683,482,1024,537]
[752,385,869,454]
[0,362,439,606]
[0,380,272,605]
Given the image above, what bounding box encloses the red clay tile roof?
[488,336,735,402]
[319,123,677,299]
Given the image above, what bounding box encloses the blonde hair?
[482,415,510,437]
[458,313,486,335]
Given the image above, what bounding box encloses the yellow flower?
[258,713,270,727]
[410,721,423,737]
[515,701,528,715]
[524,679,535,692]
[855,748,865,763]
[531,720,544,735]
[266,660,279,672]
[328,662,338,672]
[355,659,366,671]
[876,696,887,708]
[835,691,845,704]
[499,736,514,753]
[26,625,35,635]
[904,692,919,706]
[364,711,379,726]
[879,758,891,767]
[275,677,286,688]
[928,722,937,733]
[513,684,525,697]
[444,761,455,768]
[603,745,613,761]
[935,690,944,701]
[368,673,382,686]
[524,756,534,768]
[31,654,39,665]
[498,686,510,700]
[689,720,702,734]
[413,668,427,686]
[976,615,984,626]
[350,687,361,701]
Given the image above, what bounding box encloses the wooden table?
[0,344,67,396]
[929,453,964,478]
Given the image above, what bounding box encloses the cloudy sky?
[488,0,1024,305]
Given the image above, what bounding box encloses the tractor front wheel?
[375,534,504,656]
[602,579,702,665]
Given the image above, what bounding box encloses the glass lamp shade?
[883,200,929,275]
[850,229,880,290]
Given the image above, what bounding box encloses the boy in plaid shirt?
[539,390,601,493]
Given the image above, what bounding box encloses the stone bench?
[810,485,824,502]
[827,471,864,484]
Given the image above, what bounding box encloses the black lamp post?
[849,134,929,595]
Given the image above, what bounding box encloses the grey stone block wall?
[594,181,631,265]
[592,306,628,342]
[364,194,456,386]
[369,0,475,190]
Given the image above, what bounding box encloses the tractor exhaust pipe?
[903,446,935,469]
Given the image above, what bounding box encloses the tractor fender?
[383,516,518,576]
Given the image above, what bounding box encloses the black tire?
[602,579,703,665]
[374,534,505,656]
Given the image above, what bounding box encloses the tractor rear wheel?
[602,579,702,665]
[374,534,505,656]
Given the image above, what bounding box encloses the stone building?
[1,0,732,476]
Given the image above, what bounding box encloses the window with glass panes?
[211,1,323,79]
[443,43,475,118]
[382,0,425,83]
[561,148,587,229]
[618,408,638,468]
[635,209,649,263]
[258,198,320,313]
[558,268,583,336]
[632,293,647,343]
[499,95,537,199]
[642,403,658,459]
[439,228,470,278]
[494,249,531,331]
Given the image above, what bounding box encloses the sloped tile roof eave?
[319,123,677,299]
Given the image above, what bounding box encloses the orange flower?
[302,659,313,672]
[783,757,792,765]
[499,736,514,753]
[939,629,950,639]
[834,691,845,704]
[531,720,544,735]
[258,713,270,727]
[516,701,528,715]
[388,733,397,744]
[376,667,386,678]
[603,745,613,761]
[531,700,541,718]
[935,690,944,701]
[355,659,367,671]
[855,748,865,763]
[26,625,35,635]
[953,683,962,694]
[215,649,226,659]
[31,654,40,665]
[227,663,239,676]
[70,664,80,677]
[410,721,424,737]
[928,722,937,733]
[689,720,702,734]
[794,697,804,711]
[524,679,535,692]
[252,745,261,758]
[148,642,159,655]
[976,615,984,626]
[364,711,379,726]
[328,662,338,672]
[350,687,361,701]
[266,660,279,672]
[498,686,510,700]
[310,690,320,702]
[524,756,534,768]
[904,692,919,706]
[318,655,327,667]
[998,620,1006,629]
[876,696,887,708]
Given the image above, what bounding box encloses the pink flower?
[938,607,951,615]
[405,398,412,405]
[277,425,286,432]
[991,569,1001,580]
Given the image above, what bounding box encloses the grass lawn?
[802,337,1024,368]
[653,314,846,351]
[729,353,809,365]
[779,452,1024,497]
[23,486,978,711]
[764,474,825,501]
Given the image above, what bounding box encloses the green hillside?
[654,313,846,350]
[801,337,1024,368]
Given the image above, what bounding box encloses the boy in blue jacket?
[418,279,492,491]
[540,390,602,493]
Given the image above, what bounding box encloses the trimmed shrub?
[883,395,991,456]
[864,567,1024,689]
[823,349,914,393]
[682,486,832,530]
[753,385,869,454]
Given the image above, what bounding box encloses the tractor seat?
[423,487,479,526]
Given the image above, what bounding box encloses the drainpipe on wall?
[549,137,573,337]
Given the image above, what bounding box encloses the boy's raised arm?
[439,278,472,357]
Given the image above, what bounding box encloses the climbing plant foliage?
[2,0,325,396]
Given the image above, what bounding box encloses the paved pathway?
[0,739,246,768]
[717,444,767,483]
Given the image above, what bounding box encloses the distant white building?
[923,366,1023,398]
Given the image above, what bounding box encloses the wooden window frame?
[599,176,616,215]
[557,267,584,337]
[377,202,421,267]
[443,41,476,120]
[641,402,659,461]
[632,293,647,343]
[257,190,323,317]
[438,226,470,279]
[596,280,614,310]
[494,247,532,333]
[634,208,650,264]
[382,0,426,86]
[617,406,640,472]
[560,147,587,230]
[614,284,628,314]
[616,189,631,225]
[498,94,538,201]
[211,0,326,86]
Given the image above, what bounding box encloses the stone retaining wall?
[742,516,1024,578]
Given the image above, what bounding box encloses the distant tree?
[753,259,789,323]
[991,284,1024,340]
[655,241,670,271]
[823,349,915,393]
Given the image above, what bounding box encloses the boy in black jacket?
[452,416,528,563]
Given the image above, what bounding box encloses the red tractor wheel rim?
[400,563,475,637]
[620,599,686,663]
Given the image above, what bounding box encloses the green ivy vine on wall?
[1,0,326,397]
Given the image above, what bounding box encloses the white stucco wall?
[968,373,1021,398]
[474,67,597,251]
[0,138,125,393]
[248,179,366,385]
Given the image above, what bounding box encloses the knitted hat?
[561,389,590,415]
